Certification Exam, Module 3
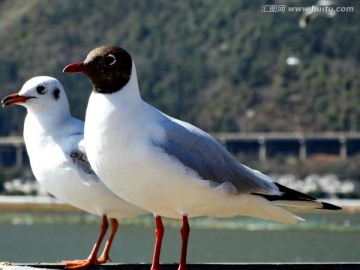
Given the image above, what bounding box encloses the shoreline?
[0,195,359,213]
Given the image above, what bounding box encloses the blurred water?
[0,212,359,264]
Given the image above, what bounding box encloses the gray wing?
[153,116,278,195]
[70,150,95,175]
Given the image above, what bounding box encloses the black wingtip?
[320,202,342,210]
[253,182,317,202]
[252,182,342,211]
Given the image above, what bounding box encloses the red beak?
[63,62,91,73]
[1,93,34,107]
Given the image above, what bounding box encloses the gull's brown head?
[63,45,132,94]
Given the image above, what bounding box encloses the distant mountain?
[0,0,359,135]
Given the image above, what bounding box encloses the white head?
[2,76,70,116]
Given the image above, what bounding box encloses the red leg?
[150,215,164,270]
[178,215,190,270]
[97,218,119,263]
[62,215,109,269]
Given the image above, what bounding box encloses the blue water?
[0,211,359,264]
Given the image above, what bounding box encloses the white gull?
[1,76,148,269]
[64,46,341,270]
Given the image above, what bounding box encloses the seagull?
[63,46,341,270]
[299,0,336,28]
[1,76,148,269]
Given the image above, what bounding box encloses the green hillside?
[0,0,359,135]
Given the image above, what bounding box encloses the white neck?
[110,61,142,106]
[27,103,71,130]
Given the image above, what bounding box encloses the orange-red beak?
[1,93,34,107]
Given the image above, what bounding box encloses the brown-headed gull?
[63,46,341,270]
[1,76,148,269]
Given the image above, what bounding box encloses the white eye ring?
[106,54,117,65]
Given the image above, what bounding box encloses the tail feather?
[245,195,305,224]
[272,200,323,209]
[253,182,342,210]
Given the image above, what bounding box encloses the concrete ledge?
[1,263,359,270]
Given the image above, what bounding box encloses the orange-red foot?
[96,255,111,264]
[150,265,162,270]
[61,258,103,269]
[177,263,188,270]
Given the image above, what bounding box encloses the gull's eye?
[104,54,116,66]
[36,85,46,95]
[53,88,60,100]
